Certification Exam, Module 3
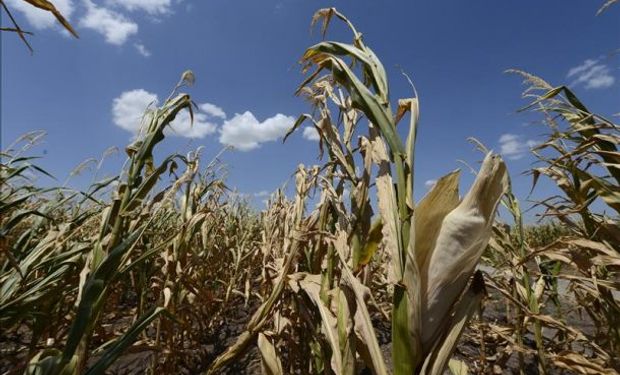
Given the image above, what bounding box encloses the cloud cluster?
[498,133,537,160]
[107,0,172,15]
[7,0,178,53]
[219,112,295,151]
[112,89,157,133]
[168,107,218,139]
[199,103,227,120]
[80,0,138,45]
[111,89,297,149]
[567,58,615,90]
[111,89,218,138]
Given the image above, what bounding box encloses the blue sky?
[1,0,619,214]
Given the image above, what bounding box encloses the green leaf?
[85,308,167,375]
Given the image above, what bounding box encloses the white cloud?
[425,179,437,189]
[134,43,151,57]
[6,0,74,30]
[112,89,157,133]
[111,89,217,138]
[107,0,172,15]
[80,0,138,45]
[498,133,537,160]
[567,59,597,77]
[567,58,615,90]
[167,108,217,138]
[199,103,226,120]
[113,90,291,147]
[254,190,270,198]
[219,112,295,151]
[302,126,320,141]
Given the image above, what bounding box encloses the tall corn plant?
[24,72,198,375]
[486,189,619,374]
[507,70,620,367]
[207,8,509,374]
[1,132,100,366]
[294,9,509,374]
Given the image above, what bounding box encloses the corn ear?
[422,153,508,348]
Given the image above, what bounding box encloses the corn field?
[1,3,619,375]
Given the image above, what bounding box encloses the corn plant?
[2,72,267,374]
[1,132,97,365]
[19,72,204,375]
[471,70,619,374]
[293,9,510,374]
[509,70,619,369]
[206,8,509,374]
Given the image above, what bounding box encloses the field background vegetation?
[1,1,619,374]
